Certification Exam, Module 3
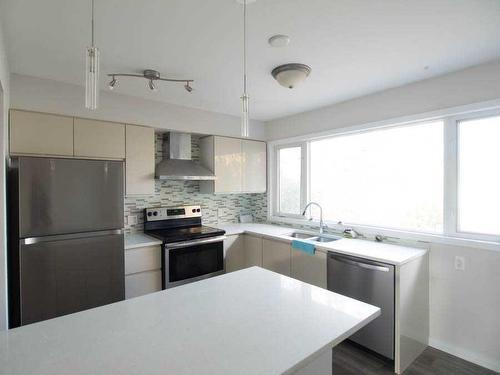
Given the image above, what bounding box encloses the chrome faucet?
[302,202,327,235]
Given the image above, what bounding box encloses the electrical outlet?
[127,215,138,226]
[454,256,465,271]
[217,208,224,220]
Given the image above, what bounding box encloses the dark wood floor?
[332,341,498,375]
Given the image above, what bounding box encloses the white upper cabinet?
[242,139,266,193]
[10,112,156,193]
[125,125,155,195]
[74,118,125,159]
[200,136,266,194]
[10,110,74,156]
[214,136,243,193]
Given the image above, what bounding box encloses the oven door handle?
[166,235,226,249]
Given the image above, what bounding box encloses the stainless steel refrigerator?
[8,157,125,327]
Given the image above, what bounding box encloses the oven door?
[164,236,225,289]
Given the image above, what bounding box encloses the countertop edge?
[124,233,163,250]
[217,224,428,266]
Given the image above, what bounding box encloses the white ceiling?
[1,0,500,121]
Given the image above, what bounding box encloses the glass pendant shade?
[241,93,249,138]
[85,46,99,110]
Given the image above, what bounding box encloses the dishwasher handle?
[328,254,391,272]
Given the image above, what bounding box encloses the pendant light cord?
[91,0,95,47]
[243,0,247,95]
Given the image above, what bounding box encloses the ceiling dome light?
[268,34,290,48]
[271,63,311,89]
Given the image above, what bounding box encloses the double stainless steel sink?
[287,231,341,243]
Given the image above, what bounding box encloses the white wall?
[429,244,500,372]
[10,74,266,140]
[266,60,500,140]
[265,59,500,372]
[0,18,10,331]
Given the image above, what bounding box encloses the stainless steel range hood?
[155,132,216,180]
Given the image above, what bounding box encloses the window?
[277,146,303,215]
[310,121,443,232]
[272,108,500,242]
[457,115,500,236]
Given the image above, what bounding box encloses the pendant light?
[240,0,250,138]
[85,0,99,110]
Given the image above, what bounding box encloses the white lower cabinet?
[223,235,327,288]
[124,245,162,299]
[125,271,162,299]
[291,249,327,288]
[262,239,291,276]
[125,245,161,275]
[224,234,263,272]
[224,235,245,273]
[243,235,263,267]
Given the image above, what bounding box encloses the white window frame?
[273,142,308,219]
[268,100,500,249]
[446,109,500,243]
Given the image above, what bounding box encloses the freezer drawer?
[17,232,125,326]
[16,157,124,237]
[327,253,395,359]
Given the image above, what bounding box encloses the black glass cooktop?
[146,225,225,244]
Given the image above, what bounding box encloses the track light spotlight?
[148,79,157,91]
[184,82,193,93]
[108,76,117,90]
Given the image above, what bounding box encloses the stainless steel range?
[144,205,226,289]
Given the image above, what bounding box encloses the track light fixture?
[107,69,193,93]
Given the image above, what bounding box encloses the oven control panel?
[145,205,202,221]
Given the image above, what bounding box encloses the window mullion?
[274,144,280,216]
[443,117,458,236]
[300,141,309,212]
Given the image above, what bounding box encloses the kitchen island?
[0,267,379,375]
[218,223,429,374]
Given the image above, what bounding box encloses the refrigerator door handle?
[21,229,123,245]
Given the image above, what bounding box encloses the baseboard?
[429,338,500,373]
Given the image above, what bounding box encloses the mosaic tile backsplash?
[124,134,268,233]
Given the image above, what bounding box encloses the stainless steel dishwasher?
[327,253,395,359]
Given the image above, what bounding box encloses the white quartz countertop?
[0,267,380,375]
[216,223,427,266]
[124,232,162,249]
